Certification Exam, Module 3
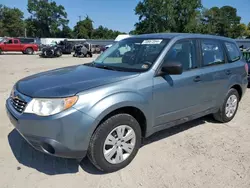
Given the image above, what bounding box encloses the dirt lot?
[0,54,250,188]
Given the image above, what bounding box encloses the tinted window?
[201,40,224,66]
[163,40,197,71]
[7,39,13,44]
[225,42,241,62]
[14,40,18,44]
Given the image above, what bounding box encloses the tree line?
[131,0,250,38]
[1,0,250,39]
[0,0,125,39]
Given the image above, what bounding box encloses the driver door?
[4,39,14,51]
[152,39,210,127]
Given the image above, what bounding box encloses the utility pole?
[24,28,27,38]
[78,16,81,22]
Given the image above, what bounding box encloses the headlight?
[24,96,78,116]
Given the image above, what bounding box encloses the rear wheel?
[213,88,239,123]
[0,48,2,54]
[25,48,34,55]
[88,114,141,172]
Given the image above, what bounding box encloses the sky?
[1,0,250,33]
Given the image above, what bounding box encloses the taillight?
[245,63,249,74]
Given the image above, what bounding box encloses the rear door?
[198,39,230,108]
[13,39,21,51]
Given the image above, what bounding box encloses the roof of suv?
[131,33,235,42]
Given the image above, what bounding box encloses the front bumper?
[6,97,96,159]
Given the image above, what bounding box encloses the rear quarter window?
[225,42,241,62]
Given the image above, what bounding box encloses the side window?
[201,40,224,66]
[225,42,241,62]
[163,40,197,71]
[14,40,19,44]
[7,39,13,44]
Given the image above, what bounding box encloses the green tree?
[0,5,5,36]
[74,16,94,39]
[0,5,25,37]
[27,0,68,37]
[133,0,202,34]
[220,6,241,38]
[92,25,126,39]
[58,26,74,38]
[92,25,107,39]
[200,6,241,38]
[25,18,39,37]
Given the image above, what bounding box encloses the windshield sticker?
[141,64,149,69]
[142,39,162,45]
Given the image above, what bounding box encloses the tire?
[25,48,34,55]
[0,48,2,54]
[22,51,26,54]
[56,50,62,57]
[213,88,239,123]
[88,114,141,172]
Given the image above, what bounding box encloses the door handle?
[193,76,201,82]
[225,70,232,75]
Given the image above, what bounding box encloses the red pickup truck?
[0,38,39,54]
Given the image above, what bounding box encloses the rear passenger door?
[198,39,230,108]
[12,39,21,51]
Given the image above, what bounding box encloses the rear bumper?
[6,97,96,159]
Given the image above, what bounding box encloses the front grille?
[10,97,27,113]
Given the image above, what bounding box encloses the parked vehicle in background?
[39,44,62,58]
[235,39,250,50]
[241,51,250,84]
[90,44,102,54]
[73,43,93,57]
[0,38,39,54]
[6,33,248,173]
[56,39,73,54]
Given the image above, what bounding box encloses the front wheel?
[56,50,62,57]
[88,114,141,172]
[213,88,239,123]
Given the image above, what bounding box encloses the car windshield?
[92,38,169,72]
[0,38,6,43]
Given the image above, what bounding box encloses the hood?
[16,65,139,98]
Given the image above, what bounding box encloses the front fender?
[73,91,152,148]
[75,91,151,122]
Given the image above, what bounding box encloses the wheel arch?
[24,46,34,52]
[230,84,242,101]
[97,106,147,137]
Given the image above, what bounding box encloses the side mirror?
[159,62,183,75]
[4,42,7,44]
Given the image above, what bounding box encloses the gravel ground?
[0,54,250,188]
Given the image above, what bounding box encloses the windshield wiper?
[95,64,118,71]
[85,62,119,71]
